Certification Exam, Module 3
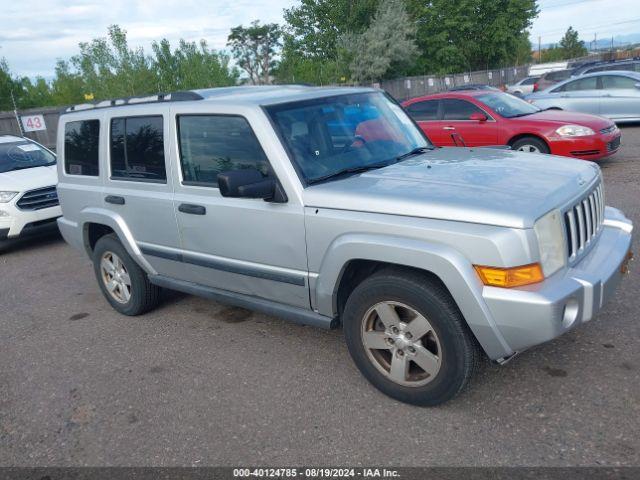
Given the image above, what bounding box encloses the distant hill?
[537,32,640,50]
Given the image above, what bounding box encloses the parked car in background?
[448,84,500,92]
[506,76,540,97]
[527,71,640,124]
[403,90,621,160]
[0,135,60,246]
[571,58,640,77]
[56,86,633,406]
[536,69,573,91]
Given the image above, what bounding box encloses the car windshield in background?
[266,92,431,184]
[477,92,541,118]
[0,141,56,173]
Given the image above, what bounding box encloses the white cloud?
[0,0,297,78]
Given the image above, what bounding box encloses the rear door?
[439,98,498,147]
[404,99,442,144]
[103,109,182,277]
[550,76,601,115]
[598,74,640,121]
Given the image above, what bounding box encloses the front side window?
[266,92,430,183]
[64,120,100,176]
[178,115,271,186]
[476,92,540,118]
[110,116,166,182]
[406,100,439,121]
[0,140,56,174]
[601,75,637,89]
[556,77,598,92]
[441,99,484,120]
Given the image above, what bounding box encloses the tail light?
[533,82,539,92]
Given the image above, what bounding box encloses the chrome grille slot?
[563,182,605,262]
[16,186,59,211]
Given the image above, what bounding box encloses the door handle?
[443,126,456,130]
[178,203,206,215]
[105,195,125,205]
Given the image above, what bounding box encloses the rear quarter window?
[64,120,100,176]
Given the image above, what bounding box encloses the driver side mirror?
[469,112,488,122]
[217,168,287,203]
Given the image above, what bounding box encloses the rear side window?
[177,115,271,186]
[64,120,100,176]
[546,70,571,81]
[441,99,484,120]
[406,100,439,121]
[521,77,538,85]
[110,116,166,182]
[601,75,637,89]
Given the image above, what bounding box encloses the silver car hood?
[302,147,600,229]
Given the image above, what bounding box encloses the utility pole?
[10,90,23,137]
[537,36,541,63]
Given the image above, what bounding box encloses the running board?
[149,275,339,330]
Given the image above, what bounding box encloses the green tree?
[18,77,54,108]
[559,26,587,58]
[405,0,538,74]
[341,0,417,83]
[0,58,19,110]
[152,38,238,91]
[276,0,378,84]
[227,21,282,84]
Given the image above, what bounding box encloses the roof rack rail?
[65,90,203,113]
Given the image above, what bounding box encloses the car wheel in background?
[511,136,550,154]
[342,268,481,406]
[92,233,160,316]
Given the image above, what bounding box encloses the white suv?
[0,135,61,245]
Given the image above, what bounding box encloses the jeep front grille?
[563,182,605,262]
[16,186,59,211]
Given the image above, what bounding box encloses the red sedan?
[402,91,621,160]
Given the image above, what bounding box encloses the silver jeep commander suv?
[56,86,633,406]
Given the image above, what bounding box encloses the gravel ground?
[1,127,639,467]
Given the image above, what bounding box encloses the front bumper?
[549,132,621,160]
[0,201,62,240]
[482,206,633,355]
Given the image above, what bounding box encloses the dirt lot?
[1,127,639,467]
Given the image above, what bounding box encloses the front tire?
[511,136,550,154]
[92,234,160,316]
[343,268,481,406]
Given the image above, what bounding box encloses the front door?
[438,98,498,147]
[170,110,309,309]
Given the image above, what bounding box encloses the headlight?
[0,191,18,203]
[556,125,595,137]
[534,209,566,277]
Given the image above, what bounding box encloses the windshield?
[476,92,541,118]
[266,92,430,183]
[0,140,56,173]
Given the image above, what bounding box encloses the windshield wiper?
[307,160,395,185]
[395,146,432,161]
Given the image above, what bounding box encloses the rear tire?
[92,234,160,316]
[343,268,481,406]
[512,136,550,154]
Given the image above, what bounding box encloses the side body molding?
[313,233,513,359]
[78,207,157,275]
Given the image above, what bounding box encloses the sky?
[0,0,639,79]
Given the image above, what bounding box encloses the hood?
[303,148,600,229]
[0,164,58,193]
[513,109,614,129]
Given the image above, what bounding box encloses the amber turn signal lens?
[474,263,544,288]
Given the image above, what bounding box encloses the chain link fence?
[377,65,531,101]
